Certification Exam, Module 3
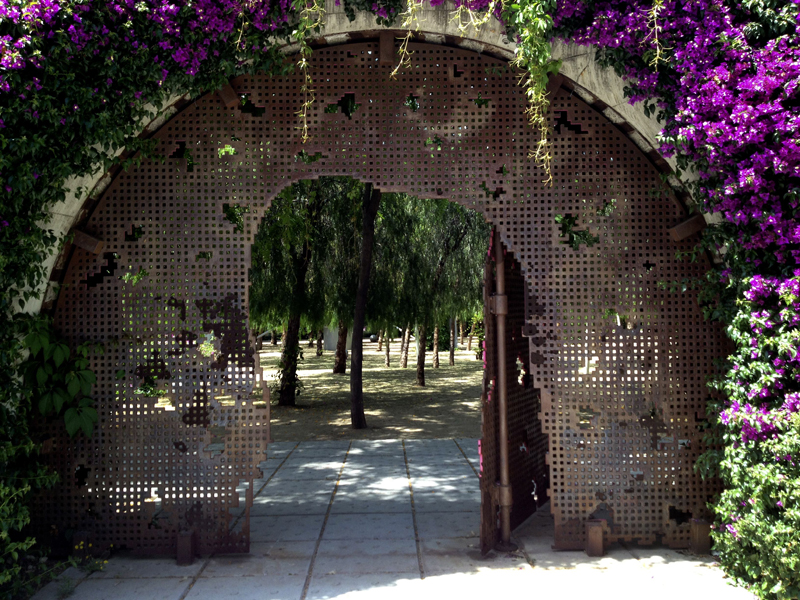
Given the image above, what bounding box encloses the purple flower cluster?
[547,1,800,472]
[720,274,800,445]
[554,0,799,262]
[0,0,296,89]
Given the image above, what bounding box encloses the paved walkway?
[34,439,754,600]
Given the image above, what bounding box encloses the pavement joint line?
[300,440,352,600]
[453,438,480,478]
[228,441,301,533]
[176,555,212,600]
[402,439,426,580]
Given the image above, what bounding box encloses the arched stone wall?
[39,40,725,554]
[32,6,680,316]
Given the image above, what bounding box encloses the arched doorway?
[39,39,725,556]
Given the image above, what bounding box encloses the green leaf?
[65,404,97,438]
[53,343,69,367]
[64,408,81,437]
[66,375,80,399]
[53,389,67,413]
[24,332,41,356]
[38,393,52,415]
[115,369,126,380]
[79,370,97,385]
[36,366,47,388]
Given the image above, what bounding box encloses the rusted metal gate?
[480,233,549,553]
[41,38,725,555]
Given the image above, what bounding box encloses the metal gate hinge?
[489,294,508,316]
[496,483,513,508]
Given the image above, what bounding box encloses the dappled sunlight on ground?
[261,341,483,440]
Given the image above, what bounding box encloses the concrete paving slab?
[405,458,472,471]
[420,537,528,575]
[410,461,472,474]
[38,439,755,600]
[184,574,306,600]
[405,439,456,450]
[267,463,343,481]
[338,465,407,479]
[413,492,480,513]
[349,440,404,454]
[280,457,346,470]
[344,454,406,466]
[305,573,421,600]
[266,441,299,456]
[333,487,411,502]
[250,495,332,516]
[202,541,315,577]
[250,514,326,542]
[297,440,352,450]
[314,539,419,575]
[404,452,465,463]
[291,446,350,458]
[34,577,191,600]
[87,553,204,579]
[336,476,410,493]
[256,461,284,479]
[259,478,338,494]
[411,478,479,494]
[416,511,480,539]
[330,499,412,514]
[323,513,415,540]
[454,438,479,451]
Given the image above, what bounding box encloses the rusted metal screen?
[42,40,724,553]
[504,249,549,529]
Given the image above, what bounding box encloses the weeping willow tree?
[366,196,490,385]
[250,177,364,406]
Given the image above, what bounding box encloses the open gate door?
[479,237,499,553]
[480,231,550,553]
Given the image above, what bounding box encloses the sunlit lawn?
[261,339,483,441]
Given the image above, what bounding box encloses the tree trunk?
[449,317,455,366]
[350,185,381,429]
[459,320,465,346]
[467,321,475,352]
[281,327,286,347]
[333,320,348,374]
[433,325,440,369]
[271,329,278,346]
[416,324,427,386]
[400,324,410,368]
[384,332,390,367]
[278,314,301,406]
[316,330,323,357]
[377,330,384,352]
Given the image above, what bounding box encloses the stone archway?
[38,39,725,555]
[30,8,679,317]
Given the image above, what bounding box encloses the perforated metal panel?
[42,40,724,553]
